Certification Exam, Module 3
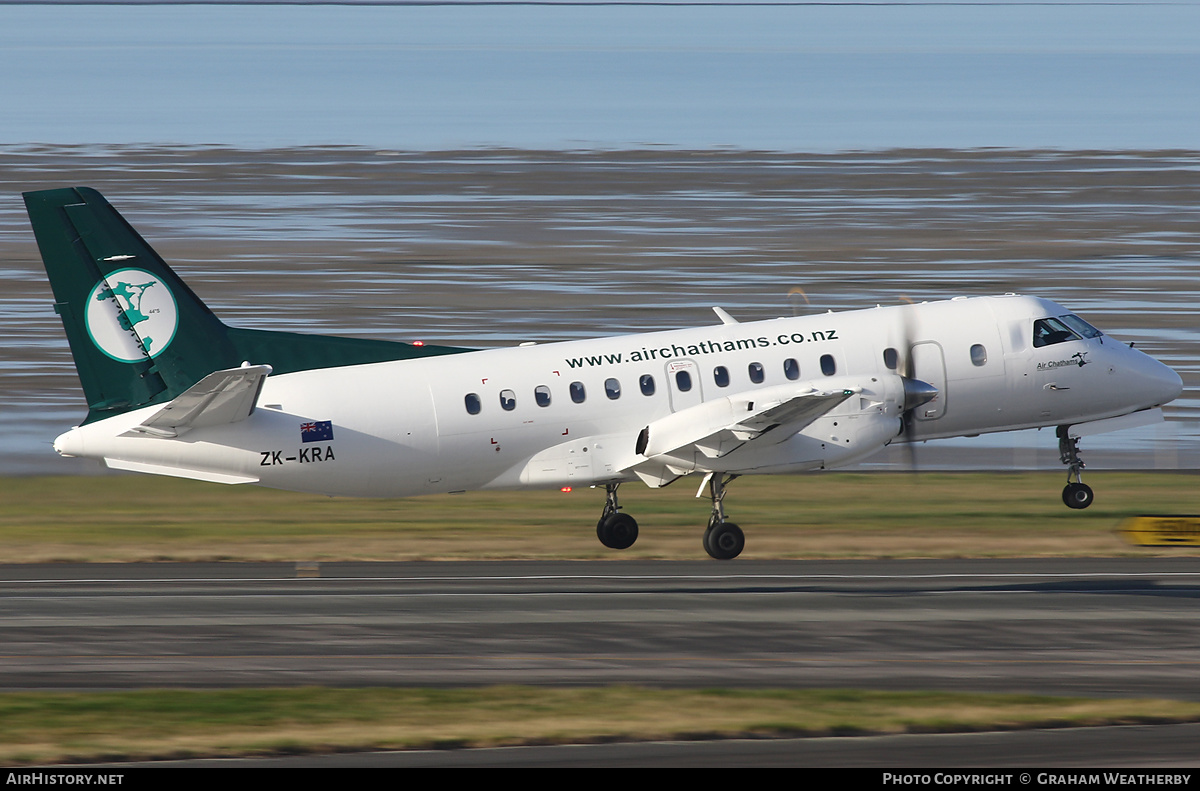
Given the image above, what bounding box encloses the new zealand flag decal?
[300,420,334,443]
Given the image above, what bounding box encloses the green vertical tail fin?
[24,187,469,424]
[25,187,237,422]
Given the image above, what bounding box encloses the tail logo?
[84,268,179,363]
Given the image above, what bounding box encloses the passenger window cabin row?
[882,344,991,371]
[469,317,1089,415]
[464,355,839,415]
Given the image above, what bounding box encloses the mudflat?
[1,147,1195,473]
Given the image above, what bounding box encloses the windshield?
[1033,314,1103,348]
[1059,313,1103,339]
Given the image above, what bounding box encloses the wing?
[624,384,857,487]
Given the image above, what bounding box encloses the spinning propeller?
[895,298,939,470]
[786,287,938,470]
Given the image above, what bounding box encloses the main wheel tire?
[1062,482,1094,510]
[704,521,745,560]
[597,512,639,550]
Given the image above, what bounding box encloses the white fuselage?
[54,295,1183,497]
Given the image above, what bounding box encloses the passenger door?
[665,359,704,412]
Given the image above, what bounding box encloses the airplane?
[23,187,1183,560]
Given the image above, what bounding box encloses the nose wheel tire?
[1057,428,1094,510]
[704,521,745,560]
[1062,482,1094,510]
[597,512,639,550]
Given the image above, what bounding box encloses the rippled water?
[1,147,1197,473]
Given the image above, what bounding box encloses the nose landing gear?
[1057,426,1094,510]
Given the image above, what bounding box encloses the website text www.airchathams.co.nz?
[564,330,840,369]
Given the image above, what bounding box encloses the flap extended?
[626,383,857,470]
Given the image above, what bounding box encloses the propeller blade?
[899,296,916,380]
[896,297,923,472]
[899,375,939,471]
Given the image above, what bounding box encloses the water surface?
[2,147,1195,473]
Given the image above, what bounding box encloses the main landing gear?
[703,474,744,561]
[593,477,747,560]
[596,483,639,550]
[1057,426,1094,510]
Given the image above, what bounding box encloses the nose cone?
[1147,360,1184,407]
[1119,344,1184,410]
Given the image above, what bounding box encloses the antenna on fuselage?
[788,287,811,316]
[712,306,739,325]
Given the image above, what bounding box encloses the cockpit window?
[1033,317,1081,348]
[1059,313,1103,339]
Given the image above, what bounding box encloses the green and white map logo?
[85,268,179,362]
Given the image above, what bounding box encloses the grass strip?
[4,686,1200,766]
[1,472,1197,562]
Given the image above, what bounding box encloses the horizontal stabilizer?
[122,364,272,438]
[104,458,259,485]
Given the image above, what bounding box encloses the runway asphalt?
[5,558,1199,766]
[104,724,1200,768]
[3,558,1199,696]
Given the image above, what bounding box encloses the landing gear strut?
[596,483,638,549]
[703,474,744,560]
[1057,426,1094,510]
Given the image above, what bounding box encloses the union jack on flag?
[300,420,334,442]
